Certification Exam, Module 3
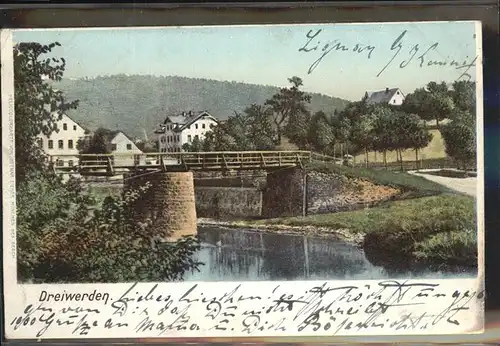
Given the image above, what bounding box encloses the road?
[409,170,478,197]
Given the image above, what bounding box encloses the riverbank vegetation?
[231,194,476,268]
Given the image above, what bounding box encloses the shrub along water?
[242,194,476,268]
[17,171,202,283]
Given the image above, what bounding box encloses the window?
[48,140,53,149]
[188,135,192,143]
[68,140,74,149]
[127,144,132,150]
[195,124,198,129]
[73,125,77,130]
[38,138,43,148]
[187,126,190,130]
[68,160,74,167]
[195,135,199,141]
[111,144,117,151]
[58,140,64,149]
[56,159,64,167]
[202,123,206,129]
[177,135,180,142]
[393,99,396,104]
[63,123,67,130]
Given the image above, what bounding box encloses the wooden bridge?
[50,151,339,176]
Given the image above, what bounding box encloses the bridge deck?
[49,151,338,176]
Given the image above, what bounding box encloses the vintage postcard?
[2,21,484,339]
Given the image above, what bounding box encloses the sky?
[13,21,479,101]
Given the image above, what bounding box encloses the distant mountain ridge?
[54,75,351,139]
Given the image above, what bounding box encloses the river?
[183,226,477,281]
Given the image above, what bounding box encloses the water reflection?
[183,226,477,281]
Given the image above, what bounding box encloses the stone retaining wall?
[195,187,262,218]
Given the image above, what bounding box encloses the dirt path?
[409,170,477,197]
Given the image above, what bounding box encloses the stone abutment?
[124,171,197,241]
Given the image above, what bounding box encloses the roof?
[157,111,218,133]
[104,130,122,142]
[101,129,138,145]
[365,88,404,104]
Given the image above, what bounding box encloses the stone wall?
[260,169,401,218]
[195,187,262,218]
[306,171,400,214]
[262,168,306,218]
[124,171,197,240]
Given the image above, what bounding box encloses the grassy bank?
[307,161,453,198]
[233,194,477,267]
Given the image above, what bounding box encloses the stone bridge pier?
[124,171,197,241]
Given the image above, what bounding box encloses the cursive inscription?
[7,280,483,338]
[299,29,478,81]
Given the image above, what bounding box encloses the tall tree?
[441,110,476,171]
[392,112,433,170]
[349,113,376,166]
[14,42,79,183]
[308,111,336,154]
[371,106,397,168]
[402,81,454,128]
[243,104,277,150]
[450,80,476,114]
[265,76,311,146]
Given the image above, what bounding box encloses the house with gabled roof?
[105,130,144,166]
[363,87,406,106]
[37,113,91,169]
[155,110,219,152]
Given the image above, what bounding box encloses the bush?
[18,171,202,283]
[362,195,476,267]
[413,229,477,265]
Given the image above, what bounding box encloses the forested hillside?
[54,75,350,139]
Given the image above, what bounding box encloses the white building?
[155,111,218,153]
[105,130,144,166]
[364,87,406,106]
[37,113,89,168]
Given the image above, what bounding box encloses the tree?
[182,136,203,152]
[331,111,352,158]
[308,111,336,154]
[15,42,201,283]
[371,106,397,168]
[14,42,79,183]
[450,80,475,114]
[392,112,433,170]
[243,104,277,150]
[136,139,158,153]
[265,76,312,146]
[402,81,454,128]
[78,127,112,154]
[441,110,476,171]
[349,113,376,166]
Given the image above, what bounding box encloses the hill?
[54,75,351,139]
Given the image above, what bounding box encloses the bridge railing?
[48,151,314,174]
